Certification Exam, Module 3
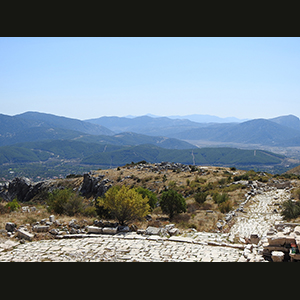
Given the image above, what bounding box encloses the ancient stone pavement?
[0,187,291,262]
[0,233,244,262]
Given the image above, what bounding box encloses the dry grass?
[0,165,251,236]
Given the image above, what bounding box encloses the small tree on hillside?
[160,189,186,220]
[98,185,150,225]
[135,187,158,210]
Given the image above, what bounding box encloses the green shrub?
[194,192,208,204]
[47,188,84,216]
[5,198,21,212]
[218,200,232,213]
[281,199,300,220]
[97,185,150,225]
[160,189,186,220]
[213,193,229,204]
[82,205,97,217]
[135,187,158,210]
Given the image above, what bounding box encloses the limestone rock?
[169,228,180,236]
[294,226,300,235]
[17,229,34,241]
[145,226,161,235]
[80,173,112,198]
[32,225,50,233]
[268,234,286,246]
[102,227,118,234]
[250,233,260,245]
[272,251,285,262]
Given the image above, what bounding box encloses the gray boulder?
[145,226,161,235]
[5,222,16,232]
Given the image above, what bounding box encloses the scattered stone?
[118,226,130,232]
[216,222,223,230]
[17,229,34,241]
[102,227,118,234]
[250,233,260,245]
[32,225,50,233]
[49,229,59,235]
[87,226,103,234]
[294,226,300,235]
[49,215,55,222]
[168,228,179,236]
[271,251,285,262]
[5,222,16,232]
[145,226,161,235]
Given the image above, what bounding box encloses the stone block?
[87,226,103,234]
[118,226,130,232]
[250,233,260,245]
[165,224,175,231]
[102,227,118,234]
[169,228,180,236]
[5,222,16,232]
[296,237,300,252]
[268,234,286,246]
[32,225,50,232]
[145,226,161,235]
[49,215,55,222]
[17,229,34,241]
[271,251,285,262]
[285,236,296,246]
[294,226,300,235]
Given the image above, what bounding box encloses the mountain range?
[1,111,300,180]
[86,114,300,147]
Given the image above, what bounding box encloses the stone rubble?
[261,222,300,262]
[0,174,297,262]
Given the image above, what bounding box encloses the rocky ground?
[0,185,295,262]
[0,162,299,262]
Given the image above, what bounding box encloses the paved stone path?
[228,189,289,243]
[0,233,245,262]
[0,188,291,262]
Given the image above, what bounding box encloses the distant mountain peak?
[269,114,300,131]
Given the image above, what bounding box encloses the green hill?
[82,145,285,167]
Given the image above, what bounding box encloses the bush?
[97,185,150,225]
[218,200,232,213]
[213,192,229,204]
[292,188,300,200]
[5,198,21,212]
[281,199,300,220]
[47,188,84,216]
[194,192,208,204]
[135,187,158,210]
[160,189,186,220]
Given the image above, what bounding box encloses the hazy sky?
[1,37,299,120]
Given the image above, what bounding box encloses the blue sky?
[1,37,299,120]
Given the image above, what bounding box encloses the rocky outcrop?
[0,177,51,202]
[79,173,112,198]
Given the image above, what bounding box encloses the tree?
[160,189,186,220]
[135,187,158,210]
[98,185,150,225]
